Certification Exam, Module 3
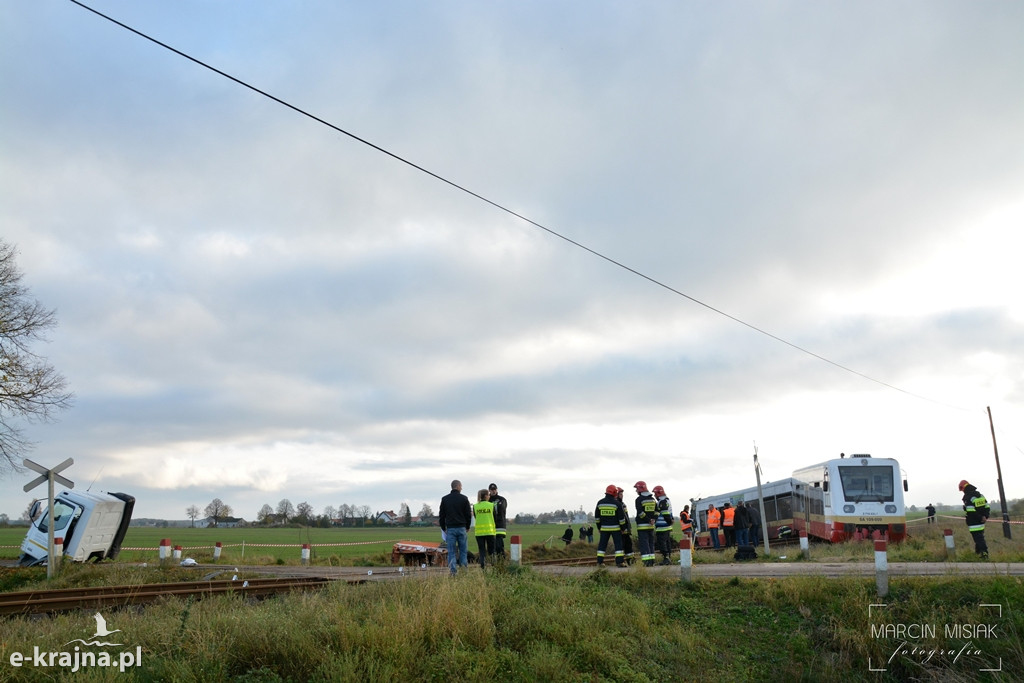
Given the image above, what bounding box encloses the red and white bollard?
[679,538,692,582]
[213,541,223,562]
[159,538,172,564]
[510,535,521,565]
[943,528,955,560]
[874,539,888,597]
[173,545,183,562]
[54,537,64,565]
[301,543,311,565]
[799,529,810,559]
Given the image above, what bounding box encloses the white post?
[510,535,522,565]
[679,538,692,582]
[173,545,182,561]
[799,529,810,559]
[874,540,888,597]
[53,536,64,566]
[301,543,311,565]
[943,528,955,561]
[213,541,223,561]
[159,538,172,564]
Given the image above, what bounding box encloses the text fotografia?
[868,604,1003,673]
[9,646,143,673]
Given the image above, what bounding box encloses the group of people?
[438,480,508,575]
[592,481,687,567]
[562,524,593,545]
[702,500,762,550]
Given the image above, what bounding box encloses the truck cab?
[19,490,135,566]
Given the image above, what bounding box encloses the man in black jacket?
[488,483,508,559]
[439,480,472,575]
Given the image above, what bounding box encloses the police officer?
[595,484,627,567]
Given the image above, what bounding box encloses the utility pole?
[753,443,770,556]
[987,407,1012,540]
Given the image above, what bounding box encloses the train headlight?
[843,504,855,513]
[884,505,897,514]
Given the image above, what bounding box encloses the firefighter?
[653,485,673,564]
[595,484,627,567]
[488,483,508,559]
[634,481,658,567]
[959,480,990,558]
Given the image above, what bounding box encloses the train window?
[838,466,896,502]
[776,495,791,522]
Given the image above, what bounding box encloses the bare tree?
[358,505,372,526]
[257,503,274,524]
[276,498,294,523]
[418,503,433,518]
[186,505,200,528]
[0,241,73,475]
[204,498,232,526]
[295,501,314,525]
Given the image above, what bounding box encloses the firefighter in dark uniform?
[595,484,627,567]
[488,483,508,559]
[634,481,658,567]
[959,479,990,558]
[653,485,674,564]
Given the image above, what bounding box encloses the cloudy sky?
[2,1,1022,524]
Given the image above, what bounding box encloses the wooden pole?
[987,407,1012,539]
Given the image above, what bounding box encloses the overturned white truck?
[19,489,135,566]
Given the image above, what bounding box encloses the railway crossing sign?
[22,458,75,578]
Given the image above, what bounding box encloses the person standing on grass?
[721,502,736,548]
[679,505,693,540]
[733,499,751,547]
[562,525,574,545]
[746,501,761,547]
[439,480,472,575]
[653,485,673,565]
[959,480,990,558]
[634,481,657,567]
[488,483,508,559]
[595,484,627,567]
[473,489,496,568]
[706,504,722,550]
[926,503,936,524]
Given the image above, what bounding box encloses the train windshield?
[837,466,896,503]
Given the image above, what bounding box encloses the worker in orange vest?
[721,502,736,548]
[679,505,693,539]
[706,504,722,550]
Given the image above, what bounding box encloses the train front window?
[838,466,895,503]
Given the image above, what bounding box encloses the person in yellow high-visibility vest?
[473,489,496,568]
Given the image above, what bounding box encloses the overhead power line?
[67,0,967,411]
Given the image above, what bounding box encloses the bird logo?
[64,612,124,647]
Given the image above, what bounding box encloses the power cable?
[67,0,969,411]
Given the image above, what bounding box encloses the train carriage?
[692,454,908,547]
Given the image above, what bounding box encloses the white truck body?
[19,489,135,565]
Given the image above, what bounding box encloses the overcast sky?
[2,1,1022,525]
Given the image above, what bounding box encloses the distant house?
[205,516,246,528]
[376,510,399,525]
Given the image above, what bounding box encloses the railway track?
[0,576,341,616]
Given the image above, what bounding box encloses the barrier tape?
[121,540,403,551]
[908,515,1024,526]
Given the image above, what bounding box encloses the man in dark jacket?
[734,500,752,547]
[488,483,508,559]
[439,480,473,575]
[959,479,990,558]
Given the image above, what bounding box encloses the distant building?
[204,516,246,528]
[376,510,399,525]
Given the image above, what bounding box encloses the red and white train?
[691,454,908,546]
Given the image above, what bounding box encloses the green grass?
[0,567,1021,681]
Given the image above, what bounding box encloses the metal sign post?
[753,444,770,557]
[23,458,75,579]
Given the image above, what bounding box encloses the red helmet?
[634,481,648,492]
[653,485,666,497]
[958,479,970,491]
[605,484,618,496]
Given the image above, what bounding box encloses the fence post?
[301,543,311,565]
[799,529,810,559]
[510,535,522,565]
[213,541,223,562]
[173,545,182,562]
[874,540,888,597]
[943,529,955,561]
[159,538,172,565]
[679,538,692,582]
[53,537,63,572]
